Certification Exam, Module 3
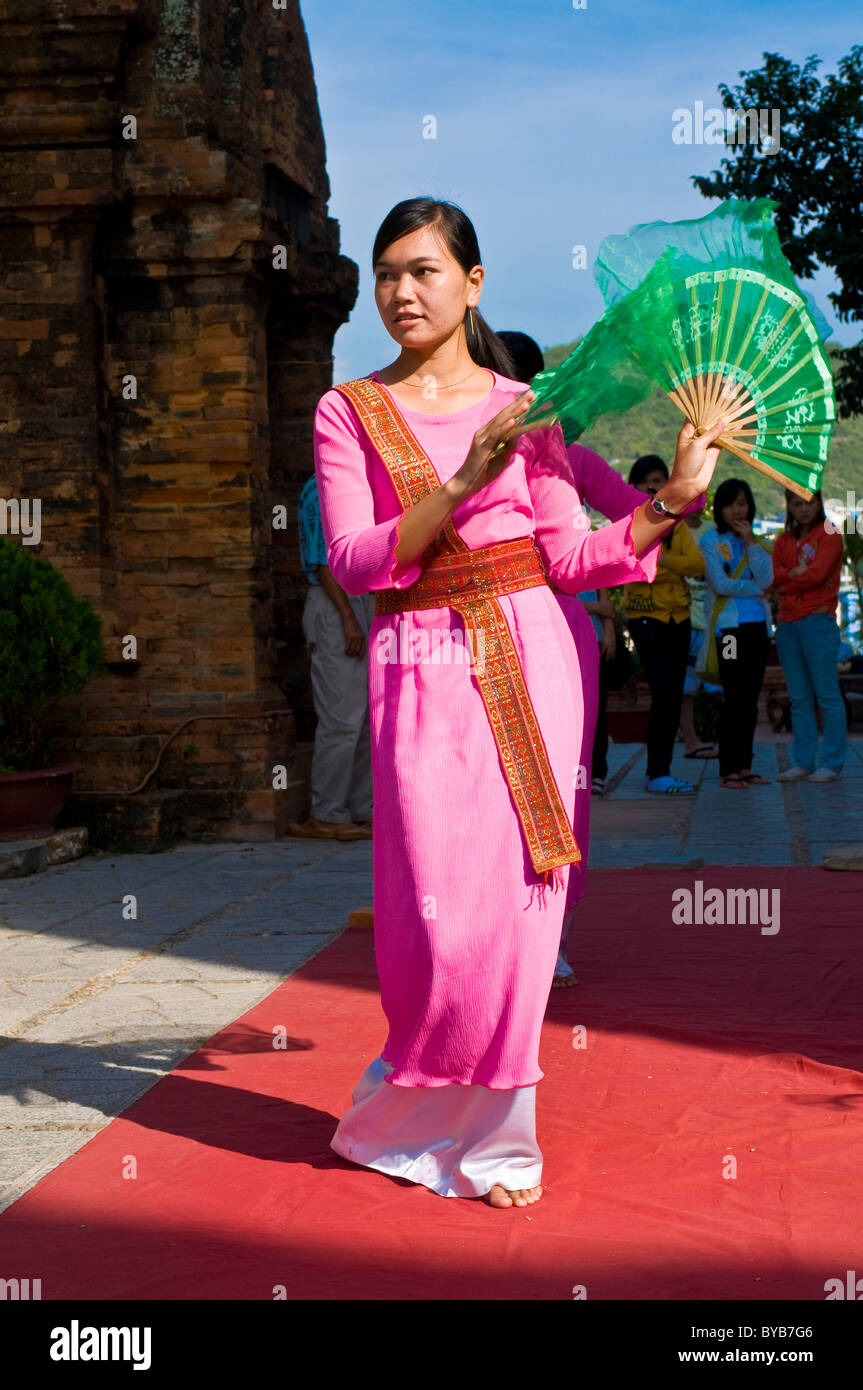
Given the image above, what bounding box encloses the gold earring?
[469,307,477,337]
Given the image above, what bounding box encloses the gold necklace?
[397,365,482,390]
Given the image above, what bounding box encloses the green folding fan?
[516,200,835,499]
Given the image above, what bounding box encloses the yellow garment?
[624,519,705,624]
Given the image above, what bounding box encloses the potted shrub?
[0,537,105,839]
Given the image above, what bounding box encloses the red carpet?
[1,867,861,1301]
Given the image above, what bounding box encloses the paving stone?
[0,940,133,981]
[0,1128,99,1181]
[0,980,80,1034]
[19,981,279,1046]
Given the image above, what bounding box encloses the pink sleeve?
[527,426,660,592]
[568,444,646,521]
[313,389,423,596]
[569,442,706,522]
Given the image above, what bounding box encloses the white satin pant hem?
[330,1056,542,1199]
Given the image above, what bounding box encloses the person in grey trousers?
[288,474,374,841]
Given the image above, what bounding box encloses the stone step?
[0,826,89,879]
[0,840,45,880]
[63,788,187,852]
[280,778,310,824]
[276,741,313,825]
[290,740,314,782]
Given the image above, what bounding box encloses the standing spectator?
[772,489,847,782]
[288,474,374,840]
[576,587,617,795]
[679,503,720,759]
[699,478,773,789]
[624,456,705,795]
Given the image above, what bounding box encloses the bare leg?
[680,692,716,755]
[680,693,698,751]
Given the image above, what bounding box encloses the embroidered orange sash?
[333,375,580,880]
[373,535,546,614]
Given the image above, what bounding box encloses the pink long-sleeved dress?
[314,369,658,1197]
[558,447,647,909]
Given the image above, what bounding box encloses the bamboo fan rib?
[517,200,835,500]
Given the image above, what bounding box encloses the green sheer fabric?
[521,199,835,499]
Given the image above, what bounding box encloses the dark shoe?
[287,818,341,839]
[334,821,373,841]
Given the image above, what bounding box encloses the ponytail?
[465,307,518,378]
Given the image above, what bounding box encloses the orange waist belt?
[373,536,580,879]
[374,536,547,614]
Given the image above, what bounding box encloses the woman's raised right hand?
[452,389,545,500]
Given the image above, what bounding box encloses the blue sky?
[300,0,859,382]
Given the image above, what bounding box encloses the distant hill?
[540,341,861,518]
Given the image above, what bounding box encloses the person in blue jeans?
[699,479,773,789]
[772,489,847,782]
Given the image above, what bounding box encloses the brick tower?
[0,0,358,846]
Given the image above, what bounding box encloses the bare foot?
[483,1183,544,1208]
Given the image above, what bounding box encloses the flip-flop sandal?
[684,746,718,758]
[646,776,696,795]
[739,773,771,785]
[721,775,749,788]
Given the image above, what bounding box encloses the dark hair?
[371,198,517,378]
[714,477,756,531]
[495,331,545,384]
[629,454,669,488]
[784,487,826,535]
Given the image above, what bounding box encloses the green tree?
[692,47,863,417]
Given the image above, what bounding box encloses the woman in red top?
[772,489,847,782]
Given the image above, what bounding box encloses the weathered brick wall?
[0,0,357,844]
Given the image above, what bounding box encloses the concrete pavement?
[0,838,370,1214]
[591,735,863,868]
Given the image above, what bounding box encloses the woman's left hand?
[665,415,728,507]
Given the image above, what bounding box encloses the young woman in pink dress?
[314,198,726,1209]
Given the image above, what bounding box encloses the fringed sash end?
[530,864,568,909]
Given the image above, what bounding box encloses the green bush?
[0,538,106,773]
